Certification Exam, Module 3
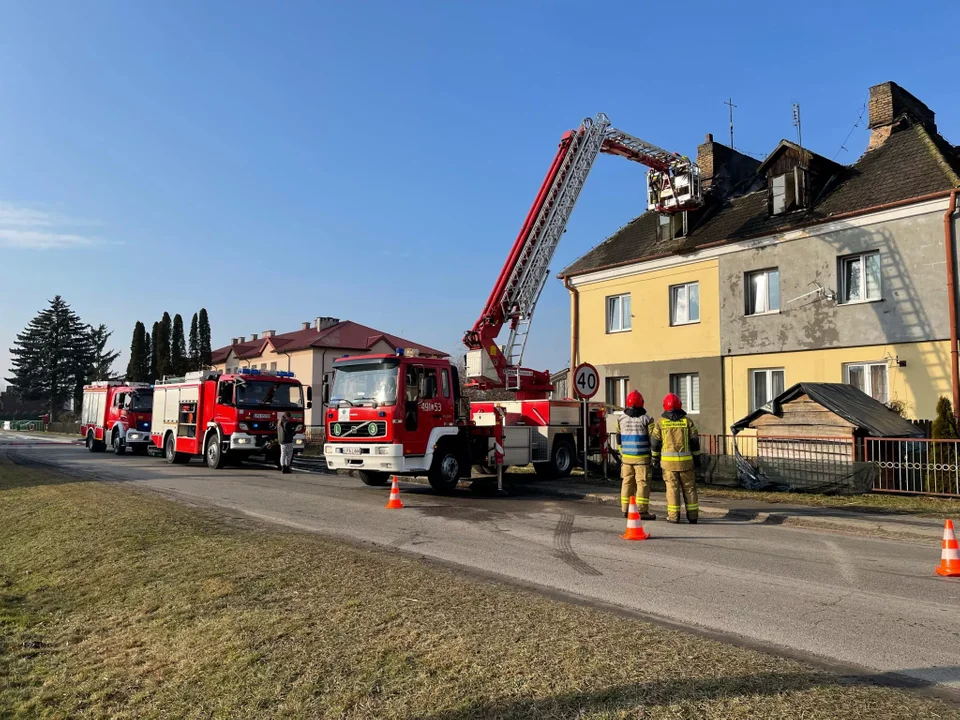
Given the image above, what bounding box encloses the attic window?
[770,166,809,215]
[657,211,687,241]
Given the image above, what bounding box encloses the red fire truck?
[151,368,311,468]
[80,381,155,455]
[324,113,702,491]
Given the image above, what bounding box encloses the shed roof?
[731,382,925,438]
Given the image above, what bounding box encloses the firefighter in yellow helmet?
[616,390,656,520]
[650,392,700,523]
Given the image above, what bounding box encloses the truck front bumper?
[324,442,409,472]
[124,429,152,444]
[230,433,307,453]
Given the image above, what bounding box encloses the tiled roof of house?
[211,321,446,364]
[561,120,960,278]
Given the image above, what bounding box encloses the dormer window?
[657,211,687,241]
[771,166,809,215]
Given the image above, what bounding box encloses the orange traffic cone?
[621,496,649,541]
[936,519,960,577]
[386,476,404,510]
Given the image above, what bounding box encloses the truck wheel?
[112,429,125,456]
[164,435,188,464]
[536,438,574,480]
[358,471,389,486]
[86,433,96,453]
[205,435,226,469]
[429,444,461,493]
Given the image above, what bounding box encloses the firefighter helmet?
[663,393,682,411]
[625,390,644,409]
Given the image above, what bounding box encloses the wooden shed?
[730,383,924,494]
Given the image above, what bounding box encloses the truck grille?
[328,421,387,438]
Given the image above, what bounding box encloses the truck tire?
[86,433,96,453]
[535,437,574,480]
[164,434,188,465]
[358,470,389,487]
[205,434,226,469]
[429,443,461,493]
[112,429,125,456]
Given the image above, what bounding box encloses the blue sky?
[1,0,958,386]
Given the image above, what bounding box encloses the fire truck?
[151,368,311,468]
[324,113,702,491]
[80,381,155,455]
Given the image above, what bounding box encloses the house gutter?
[559,189,957,281]
[563,276,579,378]
[945,189,959,419]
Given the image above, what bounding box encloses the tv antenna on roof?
[724,97,737,149]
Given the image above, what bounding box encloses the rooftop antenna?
[793,103,804,165]
[724,97,737,149]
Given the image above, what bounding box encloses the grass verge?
[1,454,956,719]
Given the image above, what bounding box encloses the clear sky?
[1,0,958,386]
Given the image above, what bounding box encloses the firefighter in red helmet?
[616,390,656,519]
[650,392,700,523]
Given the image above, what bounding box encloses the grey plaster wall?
[719,212,952,356]
[598,356,724,435]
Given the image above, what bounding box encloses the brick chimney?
[867,81,937,151]
[262,330,276,338]
[237,336,246,343]
[231,337,239,345]
[301,322,310,330]
[315,316,340,331]
[696,133,760,197]
[250,333,258,341]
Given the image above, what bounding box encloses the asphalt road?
[5,431,960,693]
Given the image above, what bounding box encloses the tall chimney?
[262,330,276,338]
[696,133,760,196]
[237,336,246,343]
[315,317,340,331]
[250,333,258,341]
[301,322,311,330]
[231,337,239,345]
[867,81,937,151]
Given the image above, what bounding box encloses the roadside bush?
[926,397,959,494]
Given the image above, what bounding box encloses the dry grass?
[1,455,957,719]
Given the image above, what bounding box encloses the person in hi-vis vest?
[650,393,700,523]
[617,390,656,520]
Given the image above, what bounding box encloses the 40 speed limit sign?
[573,363,599,399]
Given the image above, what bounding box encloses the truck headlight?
[236,437,251,445]
[376,447,390,455]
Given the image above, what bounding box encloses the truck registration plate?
[343,447,362,455]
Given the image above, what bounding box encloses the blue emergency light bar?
[276,371,295,378]
[239,368,260,375]
[395,347,404,356]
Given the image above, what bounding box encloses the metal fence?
[864,437,960,496]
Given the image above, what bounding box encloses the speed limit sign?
[573,363,599,399]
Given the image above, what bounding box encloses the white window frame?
[750,368,785,411]
[844,362,889,404]
[839,251,882,304]
[745,268,780,316]
[605,377,629,408]
[669,373,700,414]
[670,282,700,326]
[606,293,631,333]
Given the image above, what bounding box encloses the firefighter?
[617,390,656,520]
[650,393,700,523]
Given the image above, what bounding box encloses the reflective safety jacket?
[617,410,654,465]
[650,410,700,471]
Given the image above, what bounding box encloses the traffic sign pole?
[573,363,599,484]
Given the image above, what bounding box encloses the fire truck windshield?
[236,381,304,409]
[129,391,153,412]
[331,362,398,407]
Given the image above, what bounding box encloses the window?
[840,251,881,303]
[657,211,687,241]
[261,363,267,371]
[670,373,700,413]
[605,377,629,408]
[441,369,450,398]
[670,282,700,325]
[845,362,888,403]
[606,294,631,333]
[270,362,277,372]
[746,269,780,315]
[750,368,785,410]
[771,166,808,214]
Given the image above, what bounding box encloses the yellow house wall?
[723,341,952,430]
[574,259,721,367]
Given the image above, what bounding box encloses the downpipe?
[945,190,960,420]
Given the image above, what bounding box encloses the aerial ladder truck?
[324,113,702,492]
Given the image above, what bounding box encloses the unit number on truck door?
[419,401,442,413]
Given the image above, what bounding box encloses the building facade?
[561,81,960,435]
[210,317,445,426]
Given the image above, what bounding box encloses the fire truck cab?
[151,369,310,469]
[80,381,154,455]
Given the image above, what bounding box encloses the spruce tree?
[928,397,959,493]
[88,324,120,382]
[188,313,200,371]
[149,323,160,382]
[171,314,187,376]
[5,296,91,421]
[198,308,212,369]
[126,322,148,382]
[156,313,172,379]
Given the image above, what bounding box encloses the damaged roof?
[731,382,925,438]
[561,120,960,278]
